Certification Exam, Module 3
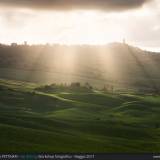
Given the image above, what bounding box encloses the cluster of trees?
[70,82,93,90]
[35,82,93,92]
[35,82,117,93]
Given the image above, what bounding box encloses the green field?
[0,78,160,153]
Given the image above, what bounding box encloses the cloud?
[0,0,152,11]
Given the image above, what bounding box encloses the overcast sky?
[0,0,160,51]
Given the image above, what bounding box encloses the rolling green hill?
[0,79,160,152]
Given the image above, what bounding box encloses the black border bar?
[0,154,160,160]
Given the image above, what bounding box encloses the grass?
[0,78,160,153]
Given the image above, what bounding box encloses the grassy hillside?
[0,79,160,152]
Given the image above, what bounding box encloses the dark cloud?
[0,0,151,11]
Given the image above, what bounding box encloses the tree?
[84,82,93,90]
[71,82,81,88]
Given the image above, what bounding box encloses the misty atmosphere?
[0,0,160,155]
[0,43,160,92]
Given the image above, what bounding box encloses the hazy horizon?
[1,41,160,53]
[0,0,160,52]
